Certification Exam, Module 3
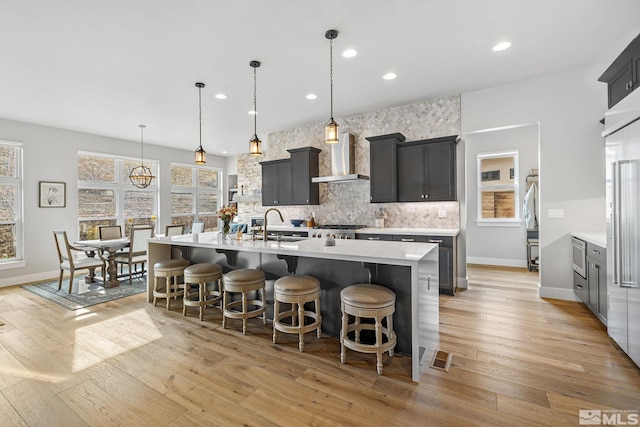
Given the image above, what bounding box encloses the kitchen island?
[147,232,439,382]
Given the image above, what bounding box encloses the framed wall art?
[39,181,66,207]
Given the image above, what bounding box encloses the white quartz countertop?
[152,232,437,266]
[571,231,607,248]
[264,225,460,236]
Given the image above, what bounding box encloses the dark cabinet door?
[425,140,456,201]
[607,59,634,109]
[397,137,456,202]
[289,147,320,205]
[261,160,291,206]
[397,145,424,201]
[574,271,587,303]
[367,133,404,203]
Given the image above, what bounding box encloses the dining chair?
[114,226,154,284]
[191,221,205,234]
[165,224,185,236]
[53,230,105,293]
[99,225,122,240]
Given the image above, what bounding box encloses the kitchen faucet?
[263,208,284,241]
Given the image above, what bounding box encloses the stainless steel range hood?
[312,133,369,183]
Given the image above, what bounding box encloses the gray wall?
[465,124,539,267]
[0,117,226,287]
[461,64,607,299]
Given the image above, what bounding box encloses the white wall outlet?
[438,209,447,218]
[548,208,565,218]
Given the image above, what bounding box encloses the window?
[171,164,220,231]
[78,152,158,239]
[477,150,520,224]
[0,141,23,266]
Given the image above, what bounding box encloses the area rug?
[22,277,146,310]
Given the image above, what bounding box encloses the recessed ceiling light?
[221,150,228,154]
[305,93,317,100]
[248,110,257,115]
[383,73,397,80]
[492,41,511,52]
[342,48,358,58]
[215,93,227,99]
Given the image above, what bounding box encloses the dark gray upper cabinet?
[599,33,640,108]
[397,136,457,202]
[288,147,321,205]
[261,146,320,206]
[261,159,291,206]
[367,133,405,203]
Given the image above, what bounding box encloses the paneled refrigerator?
[604,88,640,368]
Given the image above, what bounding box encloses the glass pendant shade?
[129,124,155,188]
[324,118,339,144]
[249,134,262,156]
[194,146,206,164]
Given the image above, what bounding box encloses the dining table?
[73,238,130,288]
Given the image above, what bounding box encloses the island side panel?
[415,249,439,382]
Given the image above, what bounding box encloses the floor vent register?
[430,350,452,372]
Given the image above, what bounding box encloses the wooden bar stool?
[153,259,190,309]
[222,269,266,334]
[340,284,397,375]
[183,263,223,320]
[273,275,322,352]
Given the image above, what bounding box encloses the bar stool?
[183,263,223,320]
[153,259,190,309]
[340,284,397,375]
[222,269,266,334]
[273,275,322,352]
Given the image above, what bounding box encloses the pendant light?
[194,82,207,164]
[249,60,262,156]
[129,124,155,188]
[324,29,339,144]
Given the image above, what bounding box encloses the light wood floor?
[0,266,638,426]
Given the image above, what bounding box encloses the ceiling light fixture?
[249,60,262,156]
[383,72,397,80]
[324,29,339,144]
[342,48,357,58]
[129,124,155,188]
[306,93,317,100]
[492,41,511,52]
[194,82,206,164]
[215,93,227,99]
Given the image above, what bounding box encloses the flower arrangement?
[374,208,387,220]
[217,205,238,235]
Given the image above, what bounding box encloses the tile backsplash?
[236,95,461,229]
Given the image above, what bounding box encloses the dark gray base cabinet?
[356,233,457,295]
[573,241,607,325]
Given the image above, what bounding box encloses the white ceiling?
[1,1,639,156]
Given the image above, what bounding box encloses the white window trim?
[0,140,23,266]
[476,149,520,225]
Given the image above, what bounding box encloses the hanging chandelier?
[249,60,262,156]
[324,29,339,144]
[129,124,155,188]
[194,82,207,164]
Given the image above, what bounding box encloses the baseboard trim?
[538,286,580,301]
[0,270,59,288]
[466,257,527,268]
[457,276,468,289]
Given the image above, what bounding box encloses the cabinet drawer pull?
[576,284,583,289]
[400,238,415,242]
[291,234,301,237]
[592,250,600,255]
[368,237,380,240]
[428,239,443,243]
[425,194,429,199]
